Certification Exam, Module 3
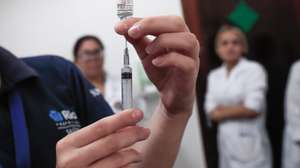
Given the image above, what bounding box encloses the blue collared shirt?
[0,47,114,168]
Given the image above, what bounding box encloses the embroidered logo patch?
[49,110,81,134]
[49,110,64,122]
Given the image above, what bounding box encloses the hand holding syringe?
[117,0,134,110]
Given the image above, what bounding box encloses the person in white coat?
[282,60,300,168]
[73,35,122,112]
[205,25,272,168]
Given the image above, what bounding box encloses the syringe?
[121,47,133,109]
[117,0,134,109]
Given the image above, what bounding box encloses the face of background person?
[75,39,104,79]
[216,31,245,64]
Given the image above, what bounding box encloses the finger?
[116,126,138,133]
[116,19,151,60]
[61,109,144,147]
[89,149,142,168]
[81,126,149,165]
[115,16,189,39]
[128,36,152,60]
[152,52,197,74]
[121,165,136,168]
[145,32,199,58]
[115,17,142,35]
[121,164,139,168]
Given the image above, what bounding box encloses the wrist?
[157,100,192,122]
[149,101,192,138]
[211,109,226,122]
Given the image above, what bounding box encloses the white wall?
[0,0,206,167]
[0,0,184,77]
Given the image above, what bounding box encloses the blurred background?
[1,0,300,168]
[190,1,300,168]
[0,0,205,168]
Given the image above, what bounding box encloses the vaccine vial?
[117,0,133,19]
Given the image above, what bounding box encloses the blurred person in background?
[282,60,300,168]
[73,35,122,111]
[205,25,271,168]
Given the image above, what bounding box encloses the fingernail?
[128,24,141,39]
[131,110,143,119]
[152,57,162,66]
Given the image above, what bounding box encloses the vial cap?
[117,0,133,19]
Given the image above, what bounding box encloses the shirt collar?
[221,57,247,77]
[0,47,38,93]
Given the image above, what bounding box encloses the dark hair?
[73,35,105,60]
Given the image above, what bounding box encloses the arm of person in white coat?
[285,61,300,143]
[210,64,267,122]
[204,72,218,126]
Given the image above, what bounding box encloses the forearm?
[132,101,191,168]
[114,15,199,168]
[211,105,258,122]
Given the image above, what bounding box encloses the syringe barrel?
[121,66,133,109]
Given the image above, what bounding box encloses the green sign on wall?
[227,0,260,32]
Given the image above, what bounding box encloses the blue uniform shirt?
[0,47,114,168]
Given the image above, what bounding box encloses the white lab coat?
[205,58,272,168]
[282,60,300,168]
